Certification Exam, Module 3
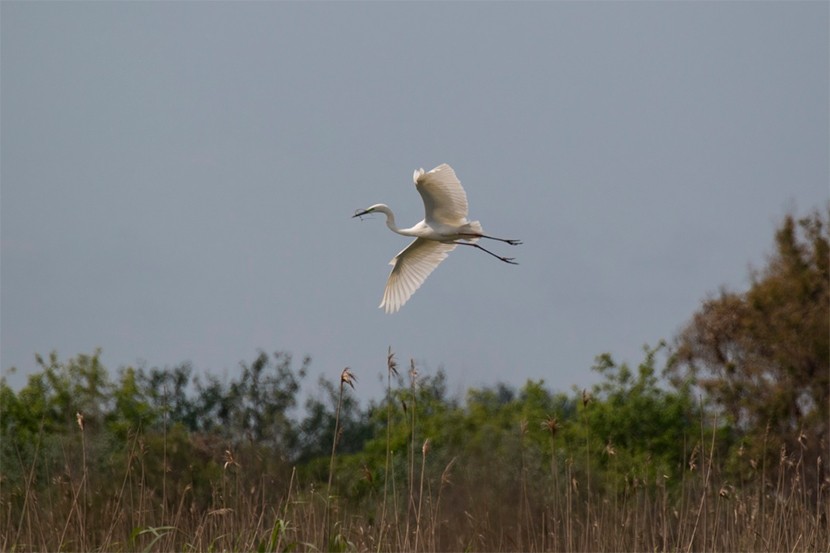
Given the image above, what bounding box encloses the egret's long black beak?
[353,208,371,218]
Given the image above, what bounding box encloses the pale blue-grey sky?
[2,2,828,402]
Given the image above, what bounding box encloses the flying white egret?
[353,163,522,314]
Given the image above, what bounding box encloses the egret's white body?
[354,164,521,314]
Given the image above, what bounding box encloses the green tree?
[297,372,371,468]
[562,344,700,492]
[225,351,308,453]
[2,350,112,439]
[137,362,198,429]
[106,366,158,439]
[140,351,308,453]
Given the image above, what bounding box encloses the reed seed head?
[441,457,457,486]
[341,367,357,389]
[409,359,418,383]
[361,464,373,484]
[582,389,593,408]
[386,347,399,377]
[541,415,559,437]
[688,444,699,472]
[223,449,240,470]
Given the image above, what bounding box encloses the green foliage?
[323,350,698,522]
[108,366,158,438]
[560,344,700,492]
[3,350,111,437]
[297,374,371,466]
[1,340,825,550]
[0,349,310,551]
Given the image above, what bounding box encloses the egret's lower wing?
[380,238,457,314]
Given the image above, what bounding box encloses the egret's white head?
[352,203,387,219]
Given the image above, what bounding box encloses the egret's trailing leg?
[453,242,518,265]
[460,233,522,246]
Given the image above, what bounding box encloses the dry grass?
[2,375,827,553]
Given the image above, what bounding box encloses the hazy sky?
[2,2,828,403]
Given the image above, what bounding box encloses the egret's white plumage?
[354,164,521,314]
[414,165,470,227]
[382,238,457,314]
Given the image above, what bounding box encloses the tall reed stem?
[379,348,398,551]
[325,367,356,546]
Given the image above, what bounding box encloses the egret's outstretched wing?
[380,237,457,314]
[414,164,469,226]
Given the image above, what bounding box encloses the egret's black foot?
[506,239,522,246]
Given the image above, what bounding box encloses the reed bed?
[2,353,827,552]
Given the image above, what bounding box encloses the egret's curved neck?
[371,204,405,235]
